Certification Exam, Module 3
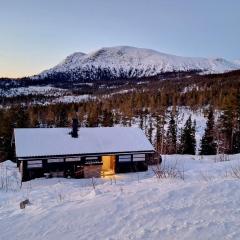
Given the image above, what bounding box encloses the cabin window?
[85,156,98,160]
[27,160,42,169]
[85,156,100,164]
[119,155,131,162]
[133,154,145,162]
[65,157,81,162]
[48,159,64,163]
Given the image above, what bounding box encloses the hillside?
[1,70,240,160]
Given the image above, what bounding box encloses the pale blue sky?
[0,0,240,78]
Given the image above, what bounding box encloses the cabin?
[14,125,155,181]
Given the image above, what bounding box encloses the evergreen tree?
[232,91,240,153]
[102,109,114,127]
[154,114,162,153]
[154,113,166,154]
[179,116,196,155]
[218,99,234,153]
[232,130,240,153]
[166,113,177,154]
[200,109,217,155]
[5,106,30,160]
[56,108,69,127]
[139,111,144,130]
[15,106,30,128]
[86,111,99,127]
[147,116,153,144]
[1,108,22,160]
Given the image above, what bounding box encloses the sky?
[0,0,240,78]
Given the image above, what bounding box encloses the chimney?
[71,118,79,138]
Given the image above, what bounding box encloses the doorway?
[101,155,115,176]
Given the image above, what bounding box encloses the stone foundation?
[84,165,102,178]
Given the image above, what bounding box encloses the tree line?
[1,70,240,160]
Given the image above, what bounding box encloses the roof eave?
[17,149,155,160]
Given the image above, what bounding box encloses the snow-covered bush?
[0,161,21,192]
[152,160,185,180]
[228,164,240,179]
[214,154,230,162]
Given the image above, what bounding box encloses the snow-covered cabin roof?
[14,127,154,158]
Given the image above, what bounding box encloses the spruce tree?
[200,109,217,155]
[139,111,144,130]
[15,106,30,128]
[147,116,153,144]
[102,109,114,127]
[166,113,177,154]
[154,114,162,153]
[154,113,166,154]
[218,99,234,153]
[56,108,68,127]
[179,116,196,155]
[232,91,240,153]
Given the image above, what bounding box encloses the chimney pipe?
[71,118,78,138]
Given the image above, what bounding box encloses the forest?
[1,70,240,161]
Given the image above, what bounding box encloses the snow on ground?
[0,86,94,104]
[0,86,95,105]
[51,94,94,104]
[0,86,68,97]
[1,155,240,240]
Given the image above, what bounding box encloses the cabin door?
[101,156,115,176]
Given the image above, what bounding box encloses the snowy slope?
[0,86,68,97]
[34,46,240,80]
[1,155,240,240]
[233,59,240,65]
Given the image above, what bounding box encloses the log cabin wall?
[18,152,153,181]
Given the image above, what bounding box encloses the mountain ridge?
[30,46,240,81]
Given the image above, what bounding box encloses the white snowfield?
[0,86,68,97]
[233,59,240,65]
[35,46,240,79]
[1,155,240,240]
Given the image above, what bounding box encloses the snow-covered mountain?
[34,46,240,81]
[233,59,240,65]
